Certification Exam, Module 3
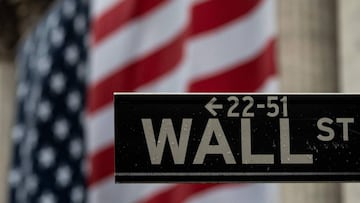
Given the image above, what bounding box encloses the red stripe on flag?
[139,184,241,203]
[188,39,276,92]
[87,31,186,114]
[89,1,264,114]
[191,0,262,36]
[87,40,276,186]
[88,145,114,187]
[93,0,166,44]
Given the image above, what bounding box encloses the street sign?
[114,93,360,182]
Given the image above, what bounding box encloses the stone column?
[337,0,360,202]
[0,59,16,203]
[0,1,54,202]
[279,0,338,92]
[278,0,340,203]
[337,0,360,92]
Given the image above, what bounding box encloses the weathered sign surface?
[114,93,360,182]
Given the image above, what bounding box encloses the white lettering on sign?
[317,117,354,142]
[142,118,192,165]
[142,117,316,165]
[241,118,274,164]
[280,118,313,164]
[140,97,357,166]
[205,97,223,116]
[205,96,289,118]
[317,117,335,141]
[193,119,236,164]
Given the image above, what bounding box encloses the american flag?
[10,0,279,202]
[10,0,88,202]
[88,0,278,203]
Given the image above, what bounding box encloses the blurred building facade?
[279,0,339,202]
[1,0,360,202]
[279,0,360,202]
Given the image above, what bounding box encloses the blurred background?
[1,0,360,202]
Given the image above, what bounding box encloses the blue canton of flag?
[9,0,89,202]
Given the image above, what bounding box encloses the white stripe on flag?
[91,0,191,84]
[257,76,279,93]
[87,0,276,156]
[185,184,279,203]
[86,106,114,154]
[138,0,275,92]
[88,177,173,203]
[88,0,279,202]
[86,77,278,155]
[91,0,122,18]
[189,0,275,79]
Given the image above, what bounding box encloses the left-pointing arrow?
[205,97,223,116]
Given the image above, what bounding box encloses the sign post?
[114,93,360,182]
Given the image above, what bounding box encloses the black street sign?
[114,93,360,183]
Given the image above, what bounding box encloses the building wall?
[278,0,341,202]
[338,0,360,202]
[279,0,338,93]
[0,60,15,203]
[338,0,360,92]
